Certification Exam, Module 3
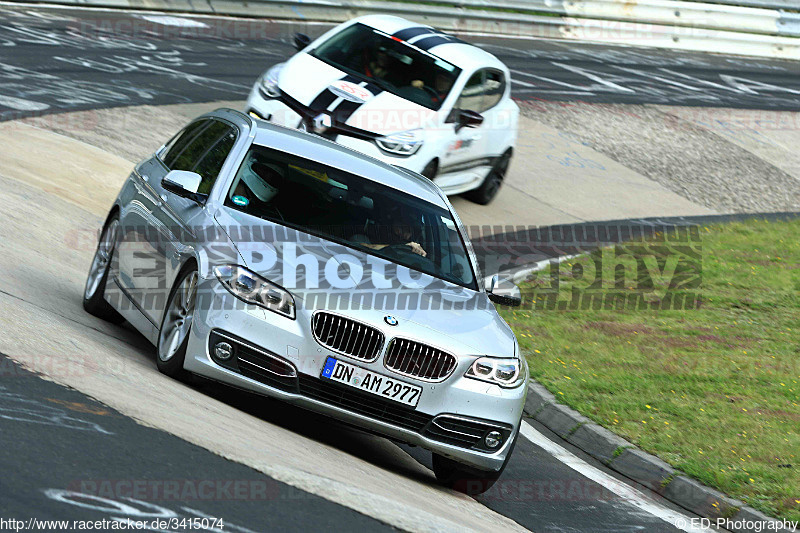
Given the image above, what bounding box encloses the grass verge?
[502,218,800,521]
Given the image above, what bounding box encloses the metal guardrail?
[17,0,800,58]
[684,0,799,10]
[389,0,800,36]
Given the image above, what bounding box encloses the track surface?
[1,2,800,123]
[0,354,397,532]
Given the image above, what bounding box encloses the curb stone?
[661,476,743,521]
[610,448,675,493]
[522,382,797,532]
[567,423,631,465]
[534,403,591,439]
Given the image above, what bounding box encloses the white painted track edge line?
[519,421,722,533]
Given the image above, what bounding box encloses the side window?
[455,70,506,113]
[481,70,505,112]
[161,120,208,169]
[192,125,237,194]
[164,119,237,196]
[456,71,484,112]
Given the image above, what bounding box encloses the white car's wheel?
[464,150,511,205]
[421,159,438,180]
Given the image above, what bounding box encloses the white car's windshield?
[310,23,461,111]
[225,145,478,290]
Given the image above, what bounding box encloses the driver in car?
[232,160,284,205]
[410,72,453,106]
[363,210,427,257]
[364,45,391,80]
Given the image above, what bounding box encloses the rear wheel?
[83,215,124,324]
[432,431,518,495]
[156,266,198,379]
[463,149,511,205]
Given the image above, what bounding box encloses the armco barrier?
[430,0,791,35]
[20,0,800,59]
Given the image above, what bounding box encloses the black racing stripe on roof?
[412,35,461,50]
[392,26,436,41]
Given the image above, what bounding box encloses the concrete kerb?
[522,382,797,531]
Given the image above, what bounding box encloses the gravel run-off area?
[519,100,800,214]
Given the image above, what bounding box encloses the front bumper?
[244,84,431,175]
[183,277,527,472]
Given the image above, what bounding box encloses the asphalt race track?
[2,2,800,123]
[0,354,397,532]
[1,3,797,532]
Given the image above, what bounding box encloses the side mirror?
[162,170,205,203]
[455,109,483,132]
[486,274,522,307]
[294,33,311,51]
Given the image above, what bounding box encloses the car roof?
[204,109,449,209]
[350,14,507,73]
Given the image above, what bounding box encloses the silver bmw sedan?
[83,108,527,493]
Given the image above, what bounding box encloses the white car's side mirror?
[455,109,484,132]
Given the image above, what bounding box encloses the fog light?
[214,341,233,361]
[485,431,503,449]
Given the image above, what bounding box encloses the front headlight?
[465,356,524,388]
[213,264,295,319]
[259,63,284,98]
[375,129,423,156]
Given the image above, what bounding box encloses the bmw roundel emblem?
[384,315,398,326]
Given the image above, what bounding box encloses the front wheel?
[432,431,518,495]
[420,159,438,181]
[83,216,124,324]
[463,150,511,205]
[156,266,198,379]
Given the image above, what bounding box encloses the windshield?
[224,145,478,290]
[310,23,461,111]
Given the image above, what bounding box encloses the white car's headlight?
[375,129,423,156]
[259,63,284,98]
[214,264,295,319]
[465,356,524,388]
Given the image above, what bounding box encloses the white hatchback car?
[245,15,519,205]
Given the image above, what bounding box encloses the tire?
[156,265,198,379]
[421,159,438,180]
[432,430,518,495]
[83,215,124,324]
[463,150,511,205]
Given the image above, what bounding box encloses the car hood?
[214,208,516,357]
[278,53,439,136]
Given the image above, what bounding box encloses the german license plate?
[320,357,422,407]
